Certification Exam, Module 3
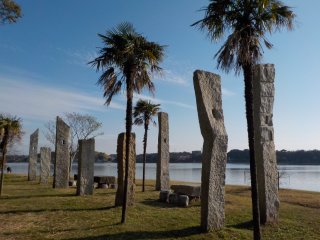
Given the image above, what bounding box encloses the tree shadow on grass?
[94,192,116,197]
[141,198,200,209]
[140,198,178,208]
[227,187,251,196]
[65,226,202,240]
[228,220,253,230]
[1,190,115,201]
[0,193,75,200]
[0,205,116,214]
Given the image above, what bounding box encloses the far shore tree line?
[6,149,320,165]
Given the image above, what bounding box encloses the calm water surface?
[7,163,320,192]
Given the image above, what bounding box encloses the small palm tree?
[192,0,295,238]
[89,22,165,223]
[133,99,160,192]
[0,114,23,196]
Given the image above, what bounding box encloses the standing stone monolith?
[115,133,136,206]
[77,138,95,196]
[193,70,228,231]
[40,147,51,184]
[28,129,39,181]
[53,116,70,188]
[253,64,279,224]
[156,112,170,191]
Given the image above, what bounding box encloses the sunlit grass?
[0,174,319,239]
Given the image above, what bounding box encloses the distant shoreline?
[6,149,320,165]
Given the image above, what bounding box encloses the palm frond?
[193,0,295,72]
[133,99,161,127]
[133,117,144,126]
[89,22,165,106]
[0,114,23,150]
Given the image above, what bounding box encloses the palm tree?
[0,0,22,24]
[192,0,295,238]
[133,99,160,192]
[0,114,23,196]
[89,22,165,223]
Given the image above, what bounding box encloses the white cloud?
[133,93,195,110]
[157,70,190,86]
[56,50,236,99]
[55,47,97,67]
[157,70,236,97]
[0,77,124,122]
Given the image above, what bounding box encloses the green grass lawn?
[0,174,319,240]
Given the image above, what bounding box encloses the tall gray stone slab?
[253,64,279,224]
[77,138,95,196]
[193,70,228,231]
[156,112,170,191]
[53,116,70,188]
[115,133,136,206]
[28,129,39,181]
[40,147,51,184]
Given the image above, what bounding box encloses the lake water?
[6,163,320,192]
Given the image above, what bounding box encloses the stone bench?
[159,184,201,207]
[159,190,190,207]
[74,174,117,189]
[170,184,201,198]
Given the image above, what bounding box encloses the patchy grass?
[0,174,319,240]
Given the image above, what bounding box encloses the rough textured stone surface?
[77,138,95,196]
[156,112,170,191]
[94,176,117,185]
[253,64,279,224]
[168,193,178,204]
[193,70,228,231]
[99,184,108,189]
[159,190,171,202]
[54,116,70,188]
[28,129,39,181]
[40,147,51,184]
[69,180,76,187]
[178,195,189,207]
[115,133,136,207]
[171,185,201,197]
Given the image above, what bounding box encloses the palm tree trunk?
[0,149,6,196]
[243,64,261,240]
[142,123,148,192]
[121,72,134,224]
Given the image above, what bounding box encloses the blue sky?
[0,0,319,155]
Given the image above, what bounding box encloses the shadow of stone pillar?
[193,70,228,231]
[40,147,51,184]
[77,138,95,196]
[253,64,279,224]
[53,116,70,188]
[115,132,136,206]
[28,129,39,181]
[156,112,170,191]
